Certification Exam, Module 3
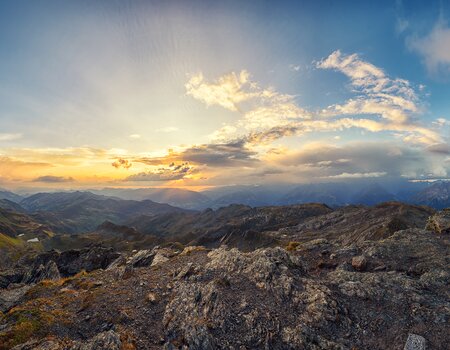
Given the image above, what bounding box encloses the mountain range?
[0,197,448,349]
[0,181,448,256]
[3,180,448,211]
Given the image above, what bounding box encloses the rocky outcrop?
[426,209,450,234]
[0,284,31,313]
[282,202,435,245]
[69,331,122,350]
[127,249,156,268]
[0,207,448,349]
[11,339,61,350]
[163,247,344,349]
[0,247,120,290]
[0,269,26,289]
[56,247,120,275]
[22,261,60,284]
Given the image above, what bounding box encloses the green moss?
[0,308,54,349]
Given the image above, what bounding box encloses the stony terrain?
[0,203,448,349]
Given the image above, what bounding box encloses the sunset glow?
[1,1,449,192]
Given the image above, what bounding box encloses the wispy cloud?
[32,175,75,183]
[136,140,257,168]
[186,54,440,147]
[268,142,448,180]
[408,21,450,76]
[156,127,179,133]
[325,171,387,179]
[0,133,22,141]
[316,50,417,122]
[0,156,53,183]
[432,118,450,127]
[125,162,195,182]
[316,50,440,144]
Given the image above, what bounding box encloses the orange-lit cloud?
[112,158,133,169]
[126,162,195,182]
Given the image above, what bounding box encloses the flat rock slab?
[0,285,31,313]
[404,334,426,350]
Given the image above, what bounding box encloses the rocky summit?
[0,203,449,350]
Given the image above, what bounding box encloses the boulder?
[127,249,156,268]
[57,246,121,275]
[426,209,450,234]
[351,255,367,271]
[404,333,426,350]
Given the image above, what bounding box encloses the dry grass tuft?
[286,241,301,251]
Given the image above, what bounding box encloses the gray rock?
[0,268,26,289]
[404,333,426,350]
[351,255,367,271]
[69,330,122,350]
[22,260,61,284]
[106,255,126,270]
[127,249,156,268]
[11,339,61,350]
[0,284,32,312]
[57,246,120,275]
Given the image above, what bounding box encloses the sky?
[0,0,449,191]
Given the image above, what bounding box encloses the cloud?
[187,54,440,148]
[32,175,75,183]
[186,70,308,132]
[156,127,179,133]
[0,147,142,186]
[316,50,417,123]
[129,134,141,139]
[316,50,440,144]
[396,18,409,34]
[432,118,450,127]
[112,158,132,169]
[426,143,450,155]
[2,49,445,188]
[408,21,450,76]
[269,142,448,180]
[2,147,112,166]
[0,133,22,141]
[109,52,448,186]
[136,140,258,168]
[126,162,195,182]
[186,71,256,111]
[0,156,54,183]
[245,126,299,145]
[325,171,387,179]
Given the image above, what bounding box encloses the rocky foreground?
[0,208,449,349]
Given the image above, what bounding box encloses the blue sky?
[0,0,449,189]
